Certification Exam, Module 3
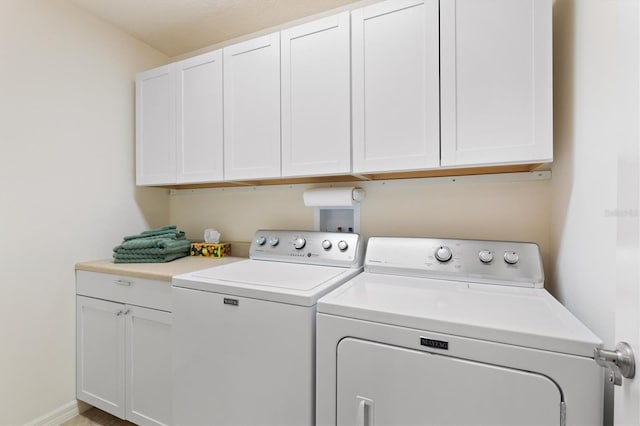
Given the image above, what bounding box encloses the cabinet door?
[352,0,440,174]
[126,305,172,426]
[76,296,126,419]
[136,65,176,185]
[281,12,351,177]
[224,33,281,180]
[176,50,224,183]
[440,0,553,167]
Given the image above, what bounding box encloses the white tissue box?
[190,242,231,257]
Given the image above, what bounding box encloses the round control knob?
[337,240,349,251]
[268,237,279,247]
[504,251,519,265]
[321,240,332,250]
[294,237,306,250]
[255,236,266,246]
[478,250,494,264]
[435,246,453,263]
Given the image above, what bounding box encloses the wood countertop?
[75,256,245,281]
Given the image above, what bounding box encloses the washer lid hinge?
[560,401,566,426]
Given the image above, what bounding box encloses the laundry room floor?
[62,408,134,426]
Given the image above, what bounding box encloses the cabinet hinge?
[560,401,566,426]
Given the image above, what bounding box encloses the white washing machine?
[316,237,604,426]
[172,230,364,426]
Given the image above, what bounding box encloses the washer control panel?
[365,237,544,288]
[250,230,364,268]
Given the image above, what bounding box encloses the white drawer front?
[76,271,171,312]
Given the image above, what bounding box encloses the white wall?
[171,176,552,272]
[0,1,169,423]
[551,0,638,424]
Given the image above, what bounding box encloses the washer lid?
[172,259,362,306]
[317,272,602,357]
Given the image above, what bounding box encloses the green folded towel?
[113,225,190,263]
[114,251,187,260]
[141,225,176,234]
[122,225,182,241]
[114,239,191,255]
[113,252,188,263]
[115,235,187,251]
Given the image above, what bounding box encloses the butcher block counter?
[75,256,244,281]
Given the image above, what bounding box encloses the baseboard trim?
[29,400,91,426]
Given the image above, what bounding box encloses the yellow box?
[190,242,231,257]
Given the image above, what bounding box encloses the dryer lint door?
[336,338,562,425]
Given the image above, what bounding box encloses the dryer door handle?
[356,396,374,426]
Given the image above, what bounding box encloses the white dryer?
[172,230,364,426]
[316,237,604,426]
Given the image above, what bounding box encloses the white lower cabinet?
[76,272,172,426]
[76,296,126,418]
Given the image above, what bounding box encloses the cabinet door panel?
[352,0,440,174]
[76,296,125,419]
[281,12,351,177]
[176,50,224,183]
[224,33,281,180]
[440,0,552,167]
[126,305,172,426]
[136,65,176,185]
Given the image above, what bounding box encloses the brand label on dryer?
[420,337,448,350]
[223,298,239,306]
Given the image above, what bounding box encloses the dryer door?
[337,338,562,425]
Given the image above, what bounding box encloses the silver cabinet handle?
[114,279,133,286]
[595,341,636,386]
[116,310,124,316]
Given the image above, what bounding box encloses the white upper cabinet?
[176,50,224,183]
[224,33,281,181]
[136,65,176,185]
[136,51,224,186]
[281,12,351,177]
[135,0,553,185]
[351,0,440,174]
[440,0,553,167]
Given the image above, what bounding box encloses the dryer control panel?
[250,230,364,269]
[364,237,544,288]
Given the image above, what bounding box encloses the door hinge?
[560,401,566,426]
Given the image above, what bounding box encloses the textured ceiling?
[69,0,362,57]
